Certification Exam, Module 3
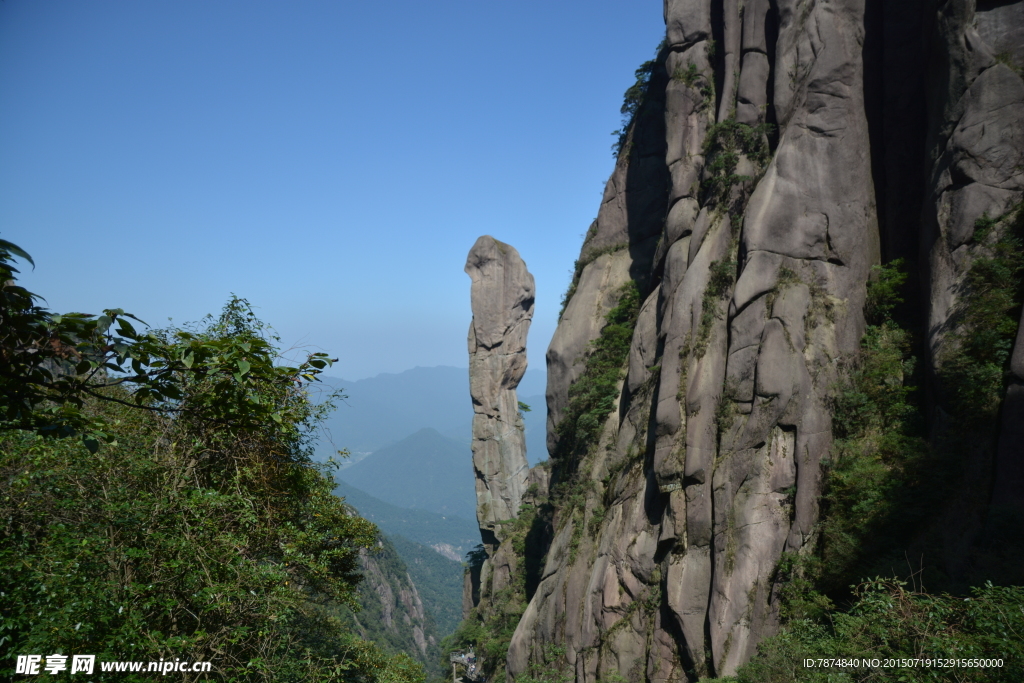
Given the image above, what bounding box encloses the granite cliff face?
[489,1,1024,680]
[345,536,439,669]
[465,236,536,602]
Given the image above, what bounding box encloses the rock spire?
[465,235,534,536]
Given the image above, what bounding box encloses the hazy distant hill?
[332,479,479,555]
[338,427,477,521]
[313,366,548,464]
[315,366,472,454]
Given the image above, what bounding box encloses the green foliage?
[336,535,443,676]
[765,266,802,314]
[726,580,1024,683]
[513,645,572,683]
[554,281,641,466]
[443,589,524,679]
[750,246,1024,682]
[442,501,550,682]
[695,258,737,357]
[673,62,700,87]
[864,259,909,325]
[612,59,657,157]
[0,392,412,682]
[465,544,488,570]
[940,204,1024,428]
[388,535,464,639]
[0,240,335,450]
[818,260,933,595]
[0,248,423,683]
[700,119,774,210]
[608,38,665,158]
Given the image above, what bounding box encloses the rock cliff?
[466,236,536,602]
[343,535,440,670]
[486,1,1024,681]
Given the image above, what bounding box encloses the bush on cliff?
[0,243,423,683]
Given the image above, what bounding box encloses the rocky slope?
[341,535,441,672]
[468,1,1024,680]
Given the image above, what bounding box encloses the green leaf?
[0,238,35,267]
[116,317,138,338]
[236,359,251,376]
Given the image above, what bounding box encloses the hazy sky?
[1,0,664,380]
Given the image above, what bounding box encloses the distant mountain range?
[312,364,548,466]
[335,427,477,522]
[332,479,479,556]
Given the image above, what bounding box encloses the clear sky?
[1,0,665,380]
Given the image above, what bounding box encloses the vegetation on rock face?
[612,57,657,158]
[724,579,1024,683]
[0,244,423,683]
[447,276,646,682]
[940,204,1024,428]
[700,119,774,216]
[554,281,641,473]
[727,214,1024,679]
[805,260,934,598]
[336,535,443,678]
[512,645,574,683]
[387,535,465,639]
[559,242,629,320]
[696,255,738,358]
[441,501,543,681]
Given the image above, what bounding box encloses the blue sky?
[1,0,664,380]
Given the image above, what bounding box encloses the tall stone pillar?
[465,235,534,539]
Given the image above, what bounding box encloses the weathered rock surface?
[500,1,1024,681]
[466,236,535,533]
[348,538,438,666]
[465,236,535,620]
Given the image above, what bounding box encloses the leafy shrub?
[695,257,737,357]
[700,119,774,209]
[514,645,573,683]
[940,204,1024,428]
[729,580,1024,683]
[751,246,1024,682]
[554,281,641,467]
[0,269,420,682]
[817,260,935,595]
[673,62,700,87]
[612,59,657,157]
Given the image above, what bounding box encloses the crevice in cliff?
[710,0,726,123]
[625,46,671,296]
[764,0,780,139]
